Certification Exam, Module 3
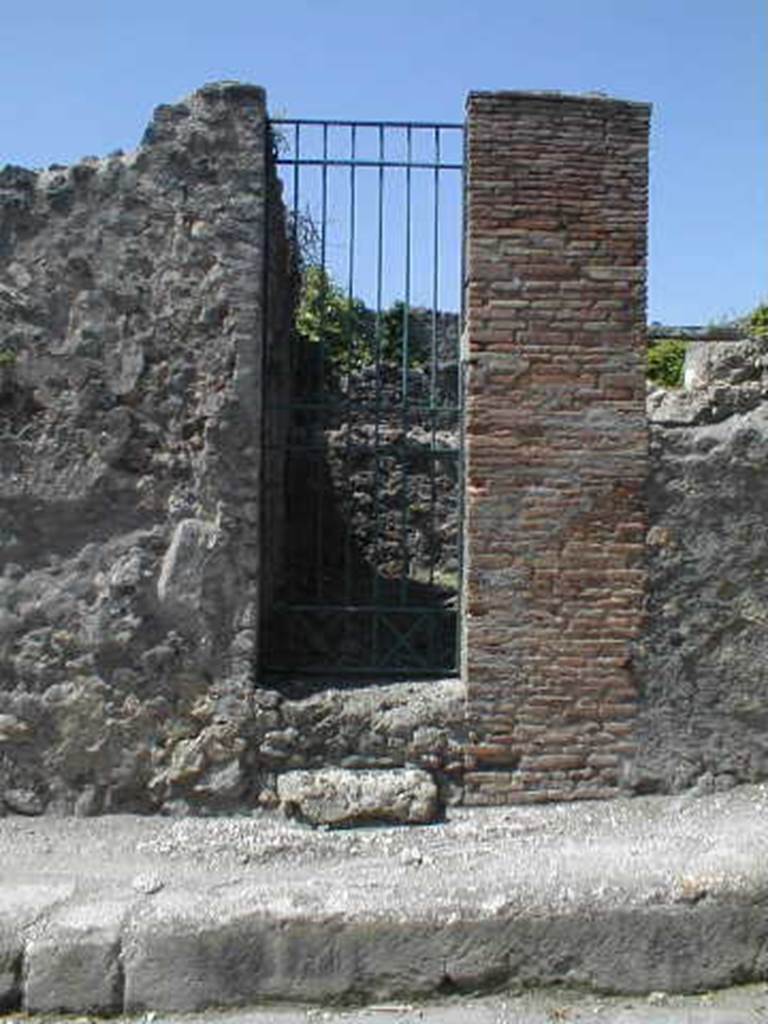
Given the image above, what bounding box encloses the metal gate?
[263,118,464,677]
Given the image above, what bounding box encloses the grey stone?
[276,767,440,826]
[132,873,164,895]
[156,517,218,618]
[0,880,77,1009]
[2,788,42,815]
[24,900,127,1013]
[0,82,293,815]
[0,715,28,742]
[73,785,101,818]
[277,678,465,778]
[633,333,768,794]
[683,338,766,390]
[0,941,21,1010]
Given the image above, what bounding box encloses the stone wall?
[253,677,466,806]
[3,80,767,817]
[0,83,294,815]
[629,336,768,794]
[0,82,463,818]
[462,92,650,804]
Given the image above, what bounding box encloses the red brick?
[464,91,649,805]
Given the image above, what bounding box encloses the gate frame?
[261,116,467,678]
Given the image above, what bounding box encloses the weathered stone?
[630,334,768,793]
[275,678,465,782]
[157,517,219,620]
[684,337,767,390]
[3,787,43,815]
[0,940,21,1010]
[24,900,127,1013]
[276,767,440,826]
[0,714,28,742]
[0,82,293,814]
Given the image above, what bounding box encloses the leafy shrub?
[295,265,431,379]
[647,338,687,388]
[748,303,768,339]
[295,265,373,373]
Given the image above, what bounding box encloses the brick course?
[462,91,650,804]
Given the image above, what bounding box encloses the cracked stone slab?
[0,882,77,1010]
[23,897,133,1013]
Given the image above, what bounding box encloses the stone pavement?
[0,784,767,1015]
[5,985,768,1023]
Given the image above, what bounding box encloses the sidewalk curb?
[2,787,767,1014]
[4,876,767,1013]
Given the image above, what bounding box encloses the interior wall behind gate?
[462,91,651,804]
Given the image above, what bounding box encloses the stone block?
[24,899,129,1013]
[276,767,440,826]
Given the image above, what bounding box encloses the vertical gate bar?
[291,122,303,609]
[319,122,329,377]
[402,127,412,403]
[291,123,300,605]
[428,127,441,589]
[343,124,357,609]
[430,128,440,409]
[456,122,468,673]
[459,121,467,401]
[346,125,357,378]
[375,125,385,371]
[399,126,413,606]
[315,122,329,601]
[371,124,385,664]
[292,123,300,240]
[321,123,329,260]
[259,118,272,679]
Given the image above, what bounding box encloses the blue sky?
[1,0,765,324]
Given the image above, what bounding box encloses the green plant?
[295,264,374,374]
[295,266,432,378]
[0,348,16,368]
[647,338,687,388]
[747,303,768,339]
[380,301,430,368]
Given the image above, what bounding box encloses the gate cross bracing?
[264,118,465,678]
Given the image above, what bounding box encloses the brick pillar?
[462,91,650,804]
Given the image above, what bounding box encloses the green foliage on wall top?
[647,338,688,389]
[748,303,768,339]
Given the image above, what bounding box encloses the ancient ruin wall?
[0,83,293,814]
[3,80,767,818]
[462,92,650,804]
[630,337,768,795]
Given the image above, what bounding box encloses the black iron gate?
[264,118,464,677]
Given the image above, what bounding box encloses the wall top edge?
[465,90,651,112]
[194,80,267,103]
